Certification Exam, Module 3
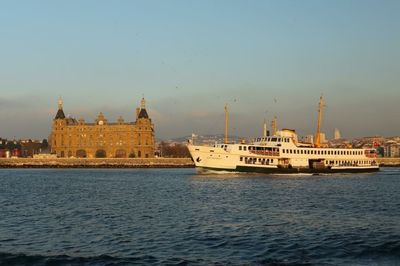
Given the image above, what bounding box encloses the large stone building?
[50,98,155,158]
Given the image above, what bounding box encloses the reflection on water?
[0,168,399,265]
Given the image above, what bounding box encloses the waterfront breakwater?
[0,158,195,168]
[376,158,400,167]
[0,157,399,168]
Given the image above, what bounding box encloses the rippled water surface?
[1,168,400,265]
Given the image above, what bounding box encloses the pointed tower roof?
[138,97,149,119]
[54,97,66,119]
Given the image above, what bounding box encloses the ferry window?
[240,157,243,161]
[271,137,277,142]
[278,138,281,142]
[239,146,242,151]
[244,146,247,151]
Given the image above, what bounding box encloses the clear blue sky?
[0,0,399,140]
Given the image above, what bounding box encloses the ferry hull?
[197,165,380,174]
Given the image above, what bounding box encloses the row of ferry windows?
[240,157,274,164]
[326,160,373,165]
[282,149,363,156]
[256,137,290,143]
[238,146,279,151]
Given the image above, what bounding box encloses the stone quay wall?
[376,158,400,167]
[0,158,195,168]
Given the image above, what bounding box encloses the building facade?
[384,142,400,158]
[50,98,155,158]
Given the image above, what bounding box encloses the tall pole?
[315,95,324,148]
[225,104,228,144]
[263,119,267,137]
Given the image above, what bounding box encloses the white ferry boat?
[187,97,379,174]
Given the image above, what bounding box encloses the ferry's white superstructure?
[187,129,379,174]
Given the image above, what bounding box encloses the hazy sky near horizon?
[0,0,399,140]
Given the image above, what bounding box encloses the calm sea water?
[0,168,399,266]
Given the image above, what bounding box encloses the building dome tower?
[51,97,67,157]
[54,97,66,119]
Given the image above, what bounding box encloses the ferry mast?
[224,104,229,144]
[315,95,325,148]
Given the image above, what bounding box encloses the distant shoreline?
[0,158,195,168]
